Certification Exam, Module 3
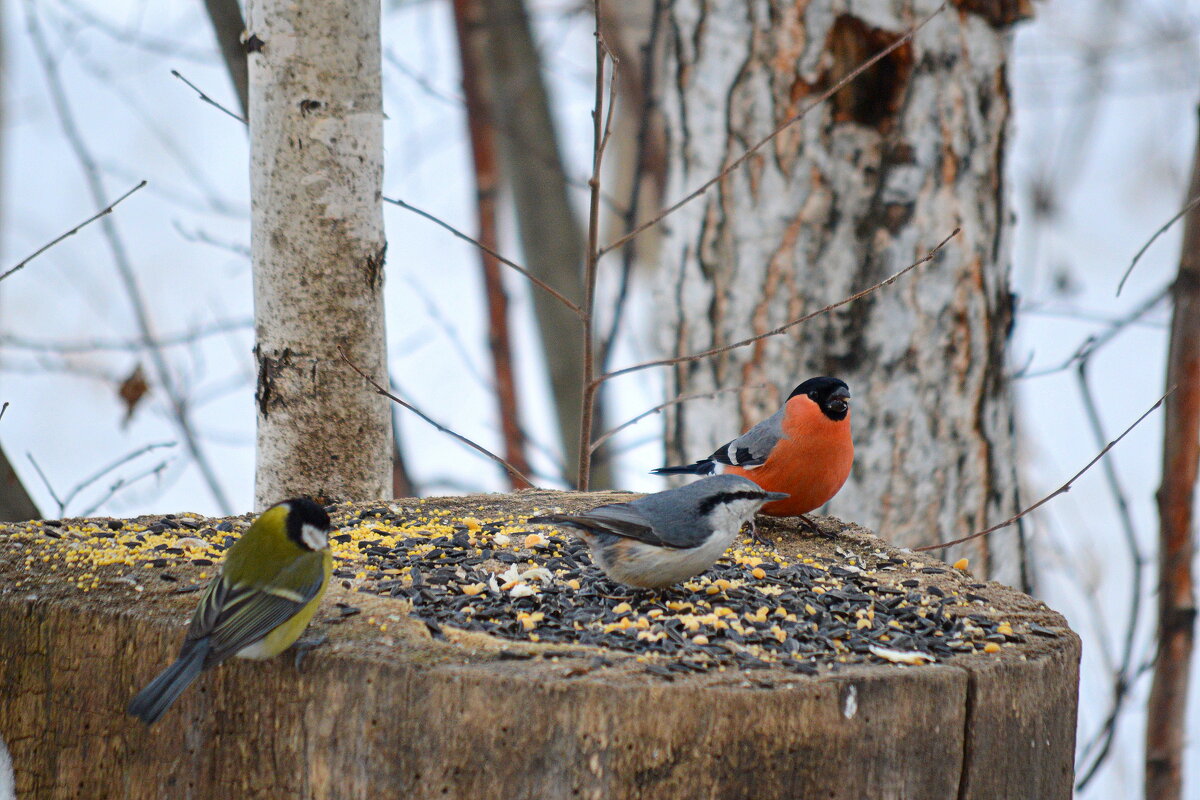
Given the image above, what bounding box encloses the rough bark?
[0,496,1078,799]
[246,0,391,508]
[479,0,610,489]
[1143,110,1200,800]
[656,1,1027,585]
[452,0,533,489]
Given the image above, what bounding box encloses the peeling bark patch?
[255,347,295,418]
[824,15,913,131]
[363,243,387,292]
[951,0,1034,28]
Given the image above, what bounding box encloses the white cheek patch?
[300,523,327,551]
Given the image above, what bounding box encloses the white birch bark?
[246,0,390,509]
[658,0,1029,585]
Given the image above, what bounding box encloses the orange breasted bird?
[652,376,853,531]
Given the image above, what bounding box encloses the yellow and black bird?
[127,497,332,725]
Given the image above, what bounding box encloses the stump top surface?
[0,490,1071,688]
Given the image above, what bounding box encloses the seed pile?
[1,500,1039,676]
[334,506,1027,674]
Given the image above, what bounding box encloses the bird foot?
[798,514,836,538]
[292,632,330,671]
[747,520,773,548]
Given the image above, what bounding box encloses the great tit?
[127,497,333,725]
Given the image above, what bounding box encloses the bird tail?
[651,460,716,476]
[127,639,210,725]
[529,514,571,525]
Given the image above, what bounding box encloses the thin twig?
[338,347,536,488]
[589,384,767,455]
[170,69,247,124]
[1015,286,1169,379]
[575,6,618,490]
[27,2,231,513]
[914,389,1173,552]
[0,319,252,354]
[0,181,146,283]
[1116,194,1200,296]
[0,402,8,422]
[598,3,946,257]
[599,0,667,375]
[596,228,958,387]
[26,452,66,516]
[78,457,174,518]
[59,441,176,513]
[1072,360,1147,791]
[172,221,251,258]
[382,195,583,316]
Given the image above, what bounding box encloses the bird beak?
[765,491,789,502]
[827,386,850,414]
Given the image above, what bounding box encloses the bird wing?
[708,407,786,470]
[535,504,678,549]
[186,550,328,664]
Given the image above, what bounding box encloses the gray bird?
[529,474,787,589]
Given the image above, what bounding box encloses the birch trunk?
[247,0,390,508]
[657,0,1030,585]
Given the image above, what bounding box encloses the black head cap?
[282,497,332,549]
[787,376,851,421]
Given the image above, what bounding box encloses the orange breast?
[724,399,853,516]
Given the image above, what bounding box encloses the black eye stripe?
[697,490,770,516]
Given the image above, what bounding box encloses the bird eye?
[809,391,818,400]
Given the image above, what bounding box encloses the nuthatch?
[653,377,852,530]
[530,474,787,589]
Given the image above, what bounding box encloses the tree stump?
[0,492,1079,799]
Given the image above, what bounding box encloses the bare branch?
[26,1,232,513]
[597,228,959,387]
[589,384,767,455]
[914,389,1173,552]
[0,318,252,354]
[1015,286,1169,379]
[25,452,65,517]
[77,457,173,518]
[575,6,616,491]
[382,195,583,317]
[170,69,246,124]
[1116,193,1200,296]
[1072,360,1147,791]
[598,3,946,257]
[338,347,537,488]
[59,442,176,513]
[0,180,146,283]
[172,221,251,258]
[201,0,250,117]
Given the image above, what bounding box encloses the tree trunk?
[656,0,1029,586]
[453,0,533,490]
[202,0,249,118]
[246,0,391,508]
[1143,108,1200,800]
[479,0,611,489]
